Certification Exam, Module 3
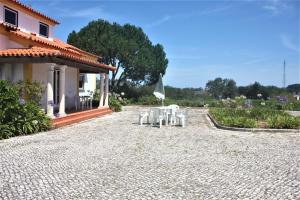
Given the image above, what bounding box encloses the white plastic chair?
[168,104,179,125]
[151,108,168,128]
[139,110,150,125]
[176,108,189,127]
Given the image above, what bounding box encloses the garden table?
[150,106,172,127]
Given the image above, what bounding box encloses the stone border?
[207,113,300,133]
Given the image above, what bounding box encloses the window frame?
[39,22,49,38]
[4,6,18,26]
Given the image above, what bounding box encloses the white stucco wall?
[0,63,12,80]
[32,64,78,111]
[0,34,8,50]
[79,73,97,96]
[32,63,48,110]
[11,63,23,82]
[7,39,25,48]
[0,22,25,49]
[0,2,54,38]
[0,3,3,23]
[65,67,78,110]
[0,63,23,82]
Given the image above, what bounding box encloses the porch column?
[47,64,55,118]
[104,73,109,107]
[98,73,105,108]
[58,65,67,117]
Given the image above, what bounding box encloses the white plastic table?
[150,106,172,126]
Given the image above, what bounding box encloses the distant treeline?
[116,77,299,100]
[205,77,299,100]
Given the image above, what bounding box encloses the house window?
[39,22,49,37]
[4,7,18,26]
[79,74,85,90]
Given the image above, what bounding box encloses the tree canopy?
[238,82,270,99]
[286,84,300,94]
[205,77,238,99]
[67,20,168,91]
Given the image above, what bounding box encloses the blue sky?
[24,0,299,88]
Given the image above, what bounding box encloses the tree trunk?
[111,61,122,92]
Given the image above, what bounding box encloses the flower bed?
[209,108,300,129]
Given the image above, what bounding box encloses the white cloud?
[240,57,269,65]
[144,6,231,28]
[280,34,300,53]
[261,0,291,15]
[262,5,278,13]
[57,7,104,18]
[144,16,172,28]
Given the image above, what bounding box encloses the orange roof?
[0,46,60,56]
[4,0,59,25]
[0,46,116,71]
[0,23,116,71]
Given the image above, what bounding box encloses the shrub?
[119,98,129,106]
[136,95,160,105]
[132,96,203,107]
[220,116,256,128]
[267,115,300,129]
[209,107,299,129]
[16,81,45,105]
[0,80,51,139]
[284,101,300,111]
[109,96,122,112]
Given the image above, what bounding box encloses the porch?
[51,107,112,128]
[44,63,110,119]
[0,47,115,126]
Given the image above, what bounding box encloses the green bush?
[109,96,122,112]
[220,116,256,128]
[283,101,300,111]
[136,95,160,105]
[16,81,45,105]
[117,97,129,106]
[267,115,300,129]
[0,80,51,139]
[292,102,300,111]
[209,107,299,129]
[132,96,203,107]
[209,108,255,128]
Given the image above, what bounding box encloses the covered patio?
[0,46,115,125]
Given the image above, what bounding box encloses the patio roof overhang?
[0,56,108,73]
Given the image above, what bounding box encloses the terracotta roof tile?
[0,23,115,71]
[0,22,100,59]
[0,47,59,57]
[0,47,115,71]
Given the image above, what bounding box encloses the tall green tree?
[205,77,237,99]
[286,84,300,94]
[223,79,238,98]
[205,78,224,99]
[67,20,168,91]
[238,82,269,99]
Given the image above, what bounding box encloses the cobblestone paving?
[0,106,299,200]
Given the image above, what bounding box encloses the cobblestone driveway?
[0,106,299,200]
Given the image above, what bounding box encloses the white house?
[0,0,115,125]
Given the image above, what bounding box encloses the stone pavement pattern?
[0,106,299,200]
